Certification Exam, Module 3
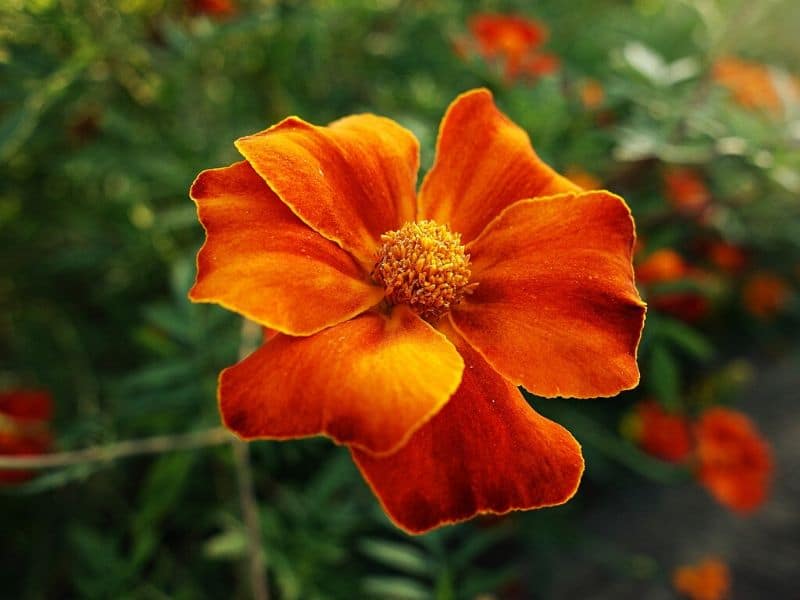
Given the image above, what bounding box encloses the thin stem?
[0,427,232,470]
[233,318,269,600]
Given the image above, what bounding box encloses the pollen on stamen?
[372,220,474,321]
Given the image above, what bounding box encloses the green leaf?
[359,538,431,576]
[658,317,715,360]
[362,576,431,600]
[648,344,681,410]
[203,528,248,560]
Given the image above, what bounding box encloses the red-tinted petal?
[417,88,579,243]
[189,161,383,336]
[450,191,646,398]
[352,330,584,534]
[235,114,419,267]
[219,307,464,456]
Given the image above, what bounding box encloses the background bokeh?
[1,0,799,598]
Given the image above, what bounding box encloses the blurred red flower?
[673,556,731,600]
[663,168,711,214]
[631,400,692,463]
[706,240,747,274]
[188,0,236,19]
[742,273,791,318]
[467,14,559,82]
[695,407,773,514]
[0,390,53,485]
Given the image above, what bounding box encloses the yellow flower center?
[372,220,473,321]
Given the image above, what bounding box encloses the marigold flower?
[695,407,773,513]
[663,168,710,214]
[636,249,711,322]
[636,248,688,284]
[190,89,646,533]
[673,556,731,600]
[706,240,747,274]
[579,79,605,109]
[742,273,791,318]
[468,14,558,82]
[713,56,799,113]
[0,390,53,485]
[629,400,692,463]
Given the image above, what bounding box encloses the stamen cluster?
[372,220,473,321]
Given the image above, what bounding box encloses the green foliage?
[1,0,798,598]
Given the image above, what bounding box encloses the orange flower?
[630,400,692,463]
[713,56,799,113]
[636,248,688,283]
[673,557,731,600]
[0,390,53,485]
[579,79,605,109]
[706,240,747,274]
[468,14,559,82]
[190,89,646,533]
[663,168,710,214]
[742,273,790,318]
[695,407,772,513]
[636,249,710,322]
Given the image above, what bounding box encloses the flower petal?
[219,306,464,455]
[352,331,584,534]
[189,161,384,336]
[450,191,646,398]
[235,114,419,267]
[417,88,579,243]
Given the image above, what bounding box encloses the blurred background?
[1,0,799,598]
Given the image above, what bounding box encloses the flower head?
[0,390,53,485]
[742,273,791,318]
[695,407,773,513]
[188,0,237,19]
[663,168,711,214]
[467,14,559,82]
[673,557,731,600]
[706,240,747,274]
[190,89,646,533]
[713,56,799,113]
[635,248,711,322]
[629,400,692,463]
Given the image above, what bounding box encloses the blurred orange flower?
[706,240,747,274]
[636,248,688,283]
[673,557,731,600]
[190,88,646,533]
[579,79,605,109]
[713,56,799,113]
[0,390,53,485]
[636,249,711,322]
[742,273,791,318]
[468,14,559,82]
[695,407,773,513]
[630,400,692,463]
[663,168,710,214]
